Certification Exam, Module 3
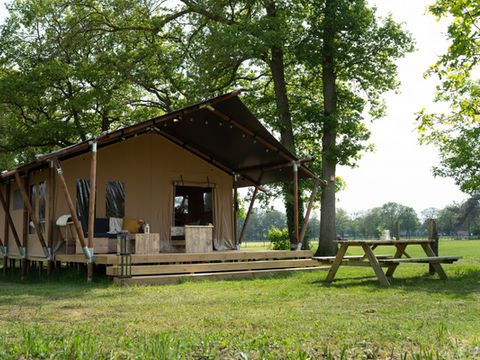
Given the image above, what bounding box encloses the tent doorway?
[174,186,213,226]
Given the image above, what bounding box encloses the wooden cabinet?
[134,233,160,254]
[170,225,214,253]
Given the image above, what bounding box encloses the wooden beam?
[428,219,439,275]
[326,243,349,282]
[87,141,97,281]
[421,242,447,280]
[3,182,10,273]
[20,173,29,279]
[237,158,314,174]
[52,158,90,261]
[361,243,390,286]
[293,162,299,246]
[299,178,321,246]
[14,172,49,253]
[238,186,259,244]
[47,162,56,275]
[299,165,321,182]
[233,177,238,247]
[0,185,23,252]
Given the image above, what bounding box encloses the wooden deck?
[55,250,329,285]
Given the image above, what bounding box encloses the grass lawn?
[0,240,479,359]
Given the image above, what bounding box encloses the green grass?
[0,240,479,359]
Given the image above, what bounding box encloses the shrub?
[267,227,290,250]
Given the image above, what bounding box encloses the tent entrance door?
[174,186,213,227]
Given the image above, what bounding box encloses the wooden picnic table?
[319,240,461,286]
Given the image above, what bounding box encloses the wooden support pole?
[0,186,22,252]
[47,162,56,275]
[299,178,321,246]
[2,252,7,274]
[3,182,10,273]
[238,186,259,244]
[14,172,49,253]
[87,140,97,281]
[233,177,238,248]
[20,174,30,280]
[0,235,6,273]
[293,162,299,247]
[52,158,90,261]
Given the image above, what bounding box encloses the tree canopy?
[417,0,480,193]
[0,0,413,250]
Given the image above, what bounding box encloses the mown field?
[0,240,479,359]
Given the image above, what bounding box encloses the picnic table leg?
[421,243,448,280]
[385,244,407,278]
[325,244,349,283]
[361,243,390,286]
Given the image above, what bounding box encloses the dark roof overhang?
[0,90,320,188]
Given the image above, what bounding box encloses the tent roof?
[0,90,318,187]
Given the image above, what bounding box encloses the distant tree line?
[239,194,480,244]
[237,209,319,243]
[337,195,480,240]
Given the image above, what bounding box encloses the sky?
[0,1,469,215]
[336,0,468,215]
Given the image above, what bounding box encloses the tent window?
[106,181,125,218]
[38,181,46,233]
[28,184,36,234]
[13,190,23,210]
[76,179,90,227]
[174,186,213,226]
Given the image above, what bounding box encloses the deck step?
[107,258,320,276]
[107,250,313,265]
[113,266,330,286]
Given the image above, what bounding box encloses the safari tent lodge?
[0,90,326,285]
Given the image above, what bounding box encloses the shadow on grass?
[312,266,480,296]
[0,266,111,303]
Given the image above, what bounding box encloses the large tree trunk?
[316,0,338,256]
[265,0,305,247]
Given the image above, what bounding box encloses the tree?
[420,207,439,223]
[0,0,180,168]
[0,0,413,253]
[336,208,351,238]
[168,0,413,254]
[417,0,480,193]
[458,193,480,235]
[297,1,414,255]
[436,204,461,236]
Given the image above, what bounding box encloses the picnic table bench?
[314,240,461,286]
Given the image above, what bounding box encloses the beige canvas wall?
[1,169,51,258]
[54,133,235,253]
[0,133,236,258]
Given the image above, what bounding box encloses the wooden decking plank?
[113,266,330,286]
[103,250,313,265]
[107,258,319,276]
[128,250,313,264]
[55,254,112,264]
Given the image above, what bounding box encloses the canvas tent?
[0,90,321,275]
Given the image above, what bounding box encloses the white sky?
[336,0,468,215]
[0,1,468,215]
